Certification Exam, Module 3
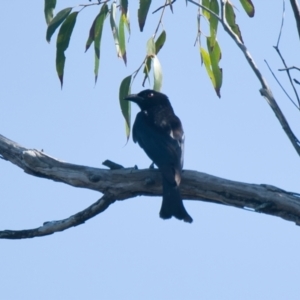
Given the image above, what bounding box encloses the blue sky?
[1,1,300,299]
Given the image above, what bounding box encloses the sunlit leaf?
[146,37,155,56]
[138,0,151,32]
[225,2,243,43]
[119,14,127,65]
[110,3,123,60]
[44,0,56,25]
[152,55,162,92]
[119,75,132,139]
[202,0,210,19]
[200,47,215,87]
[143,31,166,85]
[56,11,78,87]
[239,0,255,17]
[46,7,72,42]
[200,41,222,98]
[94,4,109,83]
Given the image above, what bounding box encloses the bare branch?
[1,133,300,238]
[0,194,115,239]
[279,66,300,72]
[290,0,300,40]
[273,1,300,107]
[264,60,299,108]
[187,0,300,156]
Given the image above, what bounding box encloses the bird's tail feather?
[159,178,193,223]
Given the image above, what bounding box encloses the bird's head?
[124,89,171,110]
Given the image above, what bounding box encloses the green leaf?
[119,13,127,65]
[138,0,151,32]
[110,3,123,61]
[46,7,72,42]
[119,75,132,140]
[44,0,56,25]
[120,0,128,15]
[200,40,222,98]
[202,0,210,19]
[152,55,162,92]
[143,32,166,85]
[93,4,109,83]
[209,0,219,41]
[155,30,166,54]
[146,37,155,56]
[225,2,243,43]
[200,47,215,87]
[239,0,255,17]
[56,11,78,87]
[208,38,222,97]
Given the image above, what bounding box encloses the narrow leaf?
[143,31,166,85]
[239,0,255,17]
[120,0,128,15]
[85,17,96,52]
[138,0,151,32]
[44,0,56,25]
[208,38,222,97]
[56,11,78,87]
[119,13,127,65]
[46,7,72,42]
[119,75,132,139]
[94,4,109,83]
[110,3,123,60]
[225,2,243,43]
[146,37,155,56]
[152,55,162,92]
[200,47,215,88]
[209,0,219,42]
[155,30,166,53]
[120,0,131,34]
[202,0,210,19]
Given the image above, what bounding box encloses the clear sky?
[1,1,300,299]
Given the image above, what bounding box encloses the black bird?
[124,89,193,223]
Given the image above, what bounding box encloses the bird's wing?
[133,112,183,185]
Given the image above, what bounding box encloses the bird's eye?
[148,93,154,97]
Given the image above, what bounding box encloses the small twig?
[279,66,300,72]
[102,160,124,169]
[273,0,300,107]
[276,0,285,48]
[265,60,299,108]
[187,0,222,22]
[294,78,300,85]
[153,0,168,38]
[152,0,176,14]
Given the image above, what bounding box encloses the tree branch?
[1,133,300,239]
[290,0,300,40]
[0,194,115,239]
[187,0,300,156]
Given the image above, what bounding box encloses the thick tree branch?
[1,133,300,239]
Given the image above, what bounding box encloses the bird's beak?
[123,94,143,104]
